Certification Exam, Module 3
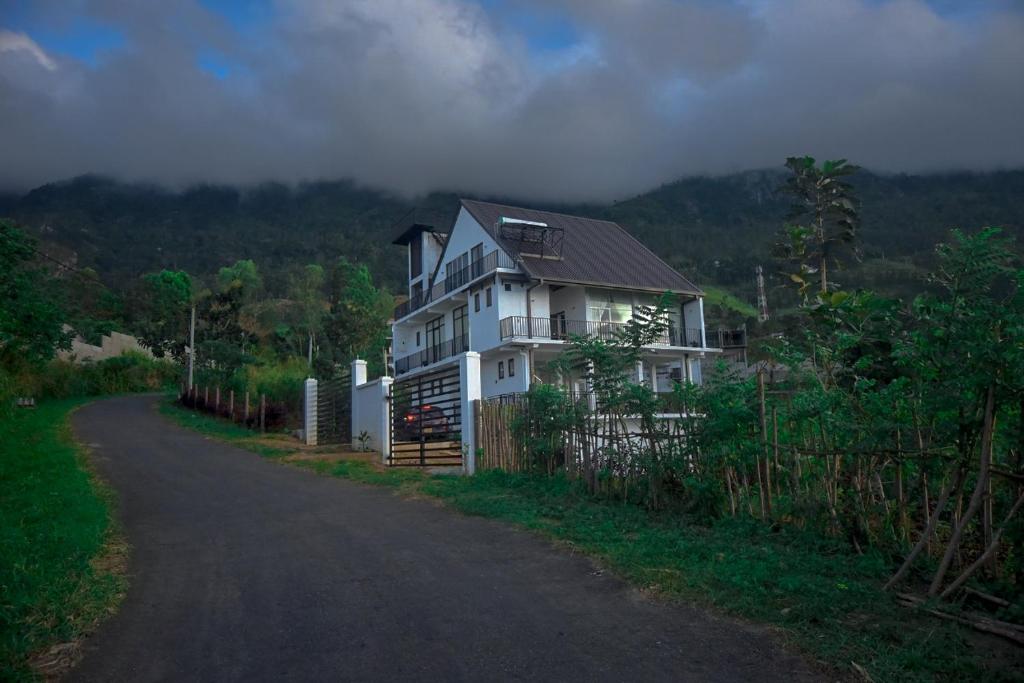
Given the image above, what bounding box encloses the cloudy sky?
[1,0,1022,200]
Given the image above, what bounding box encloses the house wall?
[468,277,501,352]
[436,208,502,280]
[548,285,587,320]
[352,378,388,452]
[481,350,529,398]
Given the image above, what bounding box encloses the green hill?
[2,169,1022,323]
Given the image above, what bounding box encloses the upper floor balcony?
[394,249,517,320]
[498,316,706,348]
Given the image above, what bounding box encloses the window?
[471,243,484,278]
[452,305,468,351]
[416,331,421,346]
[508,357,515,377]
[485,287,492,307]
[425,316,444,362]
[589,290,633,325]
[474,292,480,312]
[504,282,512,292]
[410,235,422,278]
[498,360,505,379]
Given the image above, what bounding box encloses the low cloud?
[1,0,1022,200]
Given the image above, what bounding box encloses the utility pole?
[756,265,769,323]
[187,304,196,390]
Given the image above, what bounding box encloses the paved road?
[72,395,820,682]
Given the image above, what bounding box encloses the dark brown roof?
[460,199,702,296]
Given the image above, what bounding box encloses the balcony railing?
[395,249,517,319]
[499,316,705,348]
[394,334,469,375]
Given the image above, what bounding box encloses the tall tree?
[130,270,193,360]
[775,156,860,297]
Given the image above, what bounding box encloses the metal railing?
[394,334,469,375]
[499,316,705,347]
[395,249,517,319]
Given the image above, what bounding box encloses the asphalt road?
[71,395,820,682]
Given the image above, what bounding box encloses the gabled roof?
[459,199,702,296]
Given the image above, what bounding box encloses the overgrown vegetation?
[0,400,126,681]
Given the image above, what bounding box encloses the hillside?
[2,169,1022,320]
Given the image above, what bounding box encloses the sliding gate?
[389,364,462,467]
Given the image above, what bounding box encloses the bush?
[9,352,180,401]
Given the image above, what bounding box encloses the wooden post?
[244,391,250,423]
[756,369,772,519]
[259,394,266,433]
[229,390,235,420]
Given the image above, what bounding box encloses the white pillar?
[460,351,482,475]
[380,376,393,465]
[351,359,368,450]
[649,360,658,392]
[635,360,644,383]
[303,378,318,446]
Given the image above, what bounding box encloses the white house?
[390,199,718,398]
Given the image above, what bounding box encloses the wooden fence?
[178,384,272,432]
[474,398,528,472]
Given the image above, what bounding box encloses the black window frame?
[474,292,480,312]
[498,360,505,379]
[508,357,515,377]
[485,287,492,307]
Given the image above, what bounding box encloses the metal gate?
[317,370,351,445]
[389,364,462,467]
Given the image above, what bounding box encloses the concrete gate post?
[304,378,318,446]
[351,359,368,450]
[459,352,482,475]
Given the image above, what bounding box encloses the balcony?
[499,316,705,348]
[394,334,469,375]
[395,249,517,319]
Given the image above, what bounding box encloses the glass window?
[588,289,632,325]
[504,282,512,292]
[452,305,468,350]
[474,292,480,312]
[498,361,504,379]
[508,357,515,377]
[486,287,492,307]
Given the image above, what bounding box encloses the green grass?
[166,402,1022,682]
[702,285,758,318]
[0,399,126,681]
[158,401,292,459]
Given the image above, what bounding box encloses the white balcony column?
[682,354,691,383]
[635,360,644,383]
[459,352,482,475]
[649,361,658,392]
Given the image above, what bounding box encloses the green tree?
[0,220,70,367]
[323,258,393,375]
[131,270,193,360]
[775,156,861,297]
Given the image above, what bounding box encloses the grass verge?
[0,399,127,681]
[163,399,1022,682]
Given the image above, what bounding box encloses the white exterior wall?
[528,284,551,320]
[469,280,501,352]
[436,208,502,275]
[549,285,587,320]
[352,379,389,451]
[481,350,529,398]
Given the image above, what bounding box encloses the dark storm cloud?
[1,0,1022,200]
